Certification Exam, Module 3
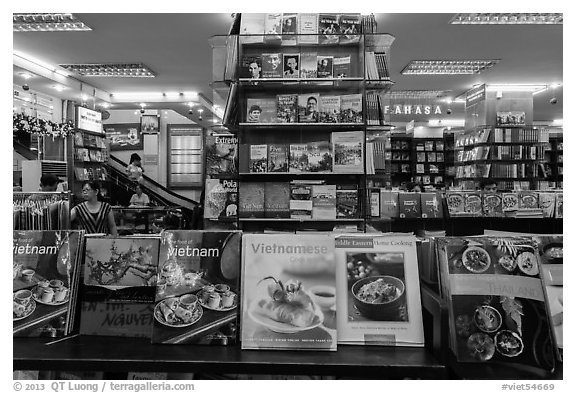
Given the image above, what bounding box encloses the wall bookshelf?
[71,130,111,204]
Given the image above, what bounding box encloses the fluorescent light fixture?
[428,119,465,127]
[13,13,92,32]
[486,84,548,94]
[401,60,499,75]
[163,92,180,99]
[59,63,156,78]
[111,92,164,100]
[100,102,110,108]
[450,13,562,25]
[19,72,33,80]
[552,119,563,126]
[14,51,72,76]
[183,91,198,98]
[383,90,450,99]
[52,85,66,92]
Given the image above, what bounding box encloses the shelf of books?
[71,131,111,204]
[544,135,563,188]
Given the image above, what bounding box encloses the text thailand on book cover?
[241,234,337,350]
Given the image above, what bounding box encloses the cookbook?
[241,234,337,350]
[334,234,424,346]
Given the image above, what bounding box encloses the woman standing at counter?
[71,181,118,235]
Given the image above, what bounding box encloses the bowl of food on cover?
[495,330,524,357]
[467,332,496,361]
[497,255,517,273]
[542,243,563,264]
[351,275,405,321]
[517,251,539,276]
[462,246,491,273]
[473,305,502,333]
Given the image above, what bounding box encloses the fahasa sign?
[382,104,443,115]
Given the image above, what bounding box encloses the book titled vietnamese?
[335,234,424,346]
[318,14,340,45]
[318,96,341,123]
[13,230,84,337]
[205,134,238,177]
[241,233,337,350]
[264,182,290,219]
[264,13,282,43]
[297,13,319,44]
[276,94,297,123]
[289,143,309,172]
[249,144,268,173]
[204,179,238,219]
[482,193,504,217]
[380,190,400,219]
[239,13,265,44]
[240,55,262,79]
[398,193,422,218]
[307,141,333,173]
[267,144,288,172]
[281,13,297,45]
[298,93,320,123]
[151,230,242,345]
[421,192,444,218]
[331,131,364,173]
[339,94,363,123]
[79,236,160,338]
[336,185,359,218]
[338,14,361,44]
[300,50,318,78]
[436,236,555,369]
[317,55,334,78]
[290,183,313,219]
[246,98,277,123]
[239,182,265,218]
[333,56,352,78]
[311,184,337,220]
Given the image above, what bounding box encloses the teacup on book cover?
[13,230,83,337]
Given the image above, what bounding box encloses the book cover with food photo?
[436,237,556,370]
[152,230,242,345]
[13,230,84,337]
[334,235,424,346]
[241,234,337,350]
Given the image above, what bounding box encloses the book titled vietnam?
[290,182,313,219]
[300,50,318,78]
[318,14,340,45]
[239,13,265,44]
[13,230,84,337]
[332,131,364,173]
[241,233,337,350]
[317,55,334,78]
[204,179,238,219]
[335,234,424,346]
[339,94,363,123]
[297,13,319,44]
[338,14,361,44]
[79,236,160,338]
[312,184,337,220]
[307,141,333,173]
[246,98,277,123]
[289,143,309,172]
[151,230,242,345]
[205,134,238,177]
[298,93,320,123]
[482,193,504,217]
[239,182,265,218]
[261,53,283,78]
[421,192,444,219]
[319,96,341,123]
[249,144,268,173]
[240,55,262,79]
[268,144,289,172]
[333,56,352,78]
[336,185,359,218]
[380,191,400,219]
[436,236,555,369]
[399,193,422,218]
[276,94,297,123]
[264,182,290,219]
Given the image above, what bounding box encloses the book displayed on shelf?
[339,94,362,123]
[261,53,283,78]
[519,191,539,209]
[240,14,265,43]
[502,192,520,212]
[205,134,238,177]
[311,184,337,220]
[437,236,555,369]
[538,193,556,218]
[336,185,359,218]
[246,98,277,123]
[398,193,421,219]
[307,141,333,172]
[249,144,268,173]
[300,50,318,78]
[338,14,361,44]
[79,237,160,338]
[298,93,320,123]
[318,96,341,123]
[482,193,504,217]
[318,14,340,45]
[380,191,400,219]
[289,182,313,219]
[276,94,298,123]
[335,234,424,346]
[264,182,291,219]
[464,192,483,216]
[264,13,282,42]
[421,192,443,219]
[239,182,265,218]
[13,230,84,338]
[281,14,297,45]
[555,193,563,218]
[333,56,351,78]
[204,179,238,219]
[267,144,289,172]
[297,13,319,44]
[497,111,526,126]
[332,131,364,173]
[317,55,334,78]
[240,55,262,79]
[241,233,337,350]
[446,192,465,216]
[282,53,300,78]
[289,143,309,173]
[152,230,242,345]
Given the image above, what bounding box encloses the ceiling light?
[13,13,92,32]
[486,84,548,94]
[401,60,500,75]
[198,109,204,113]
[383,90,450,99]
[450,13,562,25]
[52,85,65,92]
[428,119,465,127]
[59,63,156,78]
[19,72,33,80]
[81,94,88,101]
[552,119,563,126]
[14,51,72,76]
[139,103,147,108]
[100,103,110,108]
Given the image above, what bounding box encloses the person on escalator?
[126,153,144,183]
[129,185,150,207]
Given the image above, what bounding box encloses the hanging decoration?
[13,112,75,139]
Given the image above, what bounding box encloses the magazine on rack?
[241,234,337,350]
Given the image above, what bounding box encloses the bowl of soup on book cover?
[351,275,405,320]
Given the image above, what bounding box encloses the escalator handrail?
[108,155,199,207]
[13,140,39,161]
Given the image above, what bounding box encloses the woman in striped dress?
[71,181,118,235]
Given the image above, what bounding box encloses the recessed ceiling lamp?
[13,13,92,32]
[450,13,562,25]
[19,72,33,80]
[401,60,500,75]
[52,85,66,92]
[383,90,450,99]
[59,63,156,78]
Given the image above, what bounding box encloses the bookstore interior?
[12,13,563,380]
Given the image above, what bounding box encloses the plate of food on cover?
[154,296,203,328]
[32,282,70,306]
[498,255,517,272]
[248,276,324,334]
[517,251,539,276]
[467,332,496,361]
[495,330,524,357]
[462,246,491,273]
[473,305,502,333]
[198,287,238,312]
[13,298,36,321]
